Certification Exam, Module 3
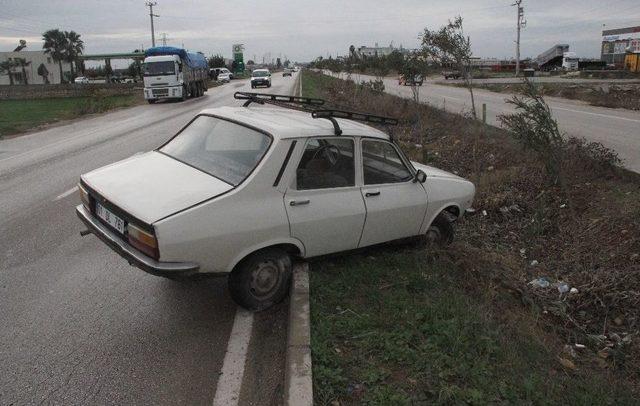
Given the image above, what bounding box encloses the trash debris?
[487,165,494,171]
[499,204,522,215]
[530,260,539,267]
[563,344,577,358]
[414,144,423,149]
[570,287,579,294]
[560,204,567,208]
[557,282,570,294]
[574,343,586,349]
[465,207,476,214]
[482,210,487,216]
[529,277,550,288]
[558,357,577,370]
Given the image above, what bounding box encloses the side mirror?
[414,169,427,183]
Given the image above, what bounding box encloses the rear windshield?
[160,116,271,186]
[144,61,175,76]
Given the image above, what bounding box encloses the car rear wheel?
[228,248,292,311]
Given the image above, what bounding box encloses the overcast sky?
[1,0,639,65]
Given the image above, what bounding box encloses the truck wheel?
[147,99,156,104]
[181,85,187,101]
[228,248,292,311]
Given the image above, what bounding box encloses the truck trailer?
[143,47,208,103]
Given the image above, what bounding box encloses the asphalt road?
[0,72,298,405]
[328,71,640,173]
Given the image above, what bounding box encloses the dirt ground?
[303,70,640,391]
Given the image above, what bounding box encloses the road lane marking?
[550,106,640,123]
[54,186,78,201]
[212,308,254,406]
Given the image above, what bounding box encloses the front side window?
[362,140,413,185]
[296,138,355,190]
[160,116,271,186]
[143,61,175,76]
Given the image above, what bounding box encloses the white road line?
[54,186,78,201]
[212,308,254,406]
[551,106,640,123]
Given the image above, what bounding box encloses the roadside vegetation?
[0,92,141,138]
[446,81,640,111]
[302,70,640,404]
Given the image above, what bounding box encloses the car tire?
[228,248,292,311]
[147,99,156,104]
[425,213,455,246]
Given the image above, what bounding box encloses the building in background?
[601,26,640,67]
[355,43,411,58]
[0,50,71,85]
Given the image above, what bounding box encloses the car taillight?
[78,183,90,209]
[127,223,159,259]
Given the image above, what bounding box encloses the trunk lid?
[82,151,232,224]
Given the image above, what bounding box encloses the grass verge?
[302,69,640,405]
[445,81,640,111]
[0,93,142,138]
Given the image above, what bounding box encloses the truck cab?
[562,52,579,71]
[143,55,185,102]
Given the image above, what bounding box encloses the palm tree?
[42,29,67,83]
[0,59,18,85]
[64,30,84,79]
[14,58,31,85]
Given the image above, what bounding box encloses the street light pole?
[145,1,159,47]
[513,0,524,76]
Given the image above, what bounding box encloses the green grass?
[310,249,637,405]
[0,95,139,138]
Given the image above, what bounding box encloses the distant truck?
[143,46,208,103]
[562,52,579,71]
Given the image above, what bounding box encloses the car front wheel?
[425,213,455,246]
[228,248,292,311]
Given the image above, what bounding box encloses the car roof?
[252,69,269,72]
[198,106,391,140]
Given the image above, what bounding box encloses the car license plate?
[96,203,125,234]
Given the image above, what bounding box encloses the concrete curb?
[284,262,313,406]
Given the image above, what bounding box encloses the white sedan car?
[76,93,475,310]
[74,76,89,84]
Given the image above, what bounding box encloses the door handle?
[365,191,380,197]
[289,199,310,206]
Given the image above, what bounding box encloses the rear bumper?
[76,204,199,277]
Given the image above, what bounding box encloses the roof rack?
[234,92,325,107]
[311,109,399,136]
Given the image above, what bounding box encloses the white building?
[0,50,72,85]
[355,43,411,58]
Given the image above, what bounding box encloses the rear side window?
[296,138,355,190]
[160,116,271,186]
[362,140,413,185]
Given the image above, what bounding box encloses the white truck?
[143,46,209,103]
[562,52,579,71]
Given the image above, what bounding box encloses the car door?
[358,138,428,248]
[284,137,366,257]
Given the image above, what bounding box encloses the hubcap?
[250,260,281,298]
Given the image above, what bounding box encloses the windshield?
[252,71,269,77]
[144,61,175,76]
[160,116,271,186]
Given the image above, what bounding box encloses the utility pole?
[513,0,524,76]
[145,1,159,47]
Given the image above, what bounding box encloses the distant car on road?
[251,69,271,88]
[210,67,233,81]
[442,71,461,80]
[217,70,231,83]
[74,76,89,84]
[398,74,423,86]
[75,92,475,310]
[283,68,293,77]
